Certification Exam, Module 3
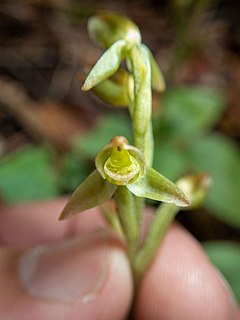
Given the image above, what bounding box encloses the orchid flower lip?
[104,155,140,184]
[95,136,146,186]
[103,136,143,185]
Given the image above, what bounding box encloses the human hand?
[0,199,238,320]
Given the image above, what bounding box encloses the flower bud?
[95,136,145,185]
[88,11,141,48]
[176,173,211,209]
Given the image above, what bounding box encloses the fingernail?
[18,229,110,303]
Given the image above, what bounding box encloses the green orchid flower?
[81,11,165,95]
[59,136,190,220]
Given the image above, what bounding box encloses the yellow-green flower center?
[104,145,140,185]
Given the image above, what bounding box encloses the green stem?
[144,120,154,167]
[128,45,154,249]
[115,186,138,261]
[134,197,144,228]
[100,204,123,236]
[128,45,152,159]
[133,203,179,284]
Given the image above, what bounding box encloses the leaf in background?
[74,112,133,158]
[0,146,59,202]
[203,241,240,302]
[153,141,189,181]
[190,133,240,227]
[57,153,91,193]
[160,86,225,139]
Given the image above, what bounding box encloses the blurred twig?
[0,77,85,151]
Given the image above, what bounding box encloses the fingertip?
[0,230,133,320]
[135,224,237,320]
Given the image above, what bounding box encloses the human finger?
[0,199,106,246]
[134,223,238,320]
[0,229,132,320]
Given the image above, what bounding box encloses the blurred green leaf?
[190,133,240,227]
[58,153,91,193]
[203,241,240,302]
[0,146,59,202]
[153,141,189,181]
[160,86,225,139]
[74,112,133,158]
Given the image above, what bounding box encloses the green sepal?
[142,44,166,92]
[82,39,126,91]
[127,167,190,207]
[59,170,117,220]
[88,11,141,48]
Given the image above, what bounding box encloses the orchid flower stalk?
[59,11,210,284]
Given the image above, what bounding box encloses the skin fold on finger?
[0,199,107,246]
[0,230,133,320]
[134,223,238,320]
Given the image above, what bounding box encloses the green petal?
[93,79,128,106]
[92,69,133,106]
[59,170,117,220]
[127,167,190,207]
[95,144,112,179]
[82,40,126,91]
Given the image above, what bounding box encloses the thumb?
[0,229,133,320]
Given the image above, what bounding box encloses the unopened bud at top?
[177,173,211,210]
